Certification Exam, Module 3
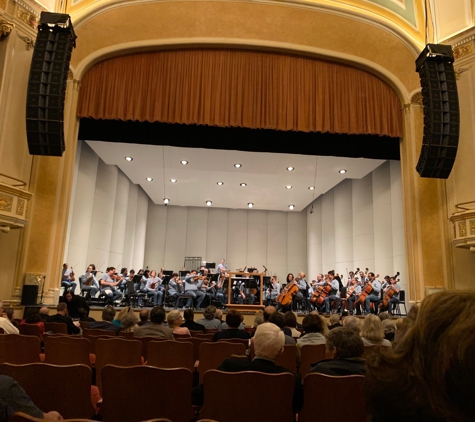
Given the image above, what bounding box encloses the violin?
[85,274,93,286]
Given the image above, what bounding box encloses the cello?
[310,282,332,305]
[276,280,299,306]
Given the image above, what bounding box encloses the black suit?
[46,314,80,335]
[213,328,250,342]
[309,357,366,376]
[192,357,303,413]
[87,320,121,334]
[180,320,206,333]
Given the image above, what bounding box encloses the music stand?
[163,270,173,276]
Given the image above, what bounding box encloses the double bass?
[276,280,299,306]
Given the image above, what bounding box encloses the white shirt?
[0,317,19,334]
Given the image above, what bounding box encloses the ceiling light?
[234,163,242,168]
[285,185,292,189]
[170,179,177,183]
[289,204,295,210]
[146,177,153,182]
[240,183,247,187]
[180,160,188,165]
[287,166,294,171]
[217,182,224,186]
[339,169,347,174]
[125,156,133,162]
[308,186,315,190]
[206,200,212,206]
[163,198,170,204]
[248,203,254,208]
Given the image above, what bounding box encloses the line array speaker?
[415,44,459,179]
[26,12,76,156]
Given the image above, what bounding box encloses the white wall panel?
[185,208,209,258]
[206,208,228,264]
[122,184,138,269]
[321,190,335,272]
[132,189,148,270]
[307,197,322,281]
[144,205,167,270]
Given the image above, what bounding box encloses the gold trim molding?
[0,182,33,231]
[453,42,473,60]
[0,19,14,40]
[17,7,38,28]
[410,91,423,106]
[16,32,34,49]
[450,202,475,252]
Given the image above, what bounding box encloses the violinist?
[118,267,128,293]
[324,273,341,315]
[380,276,400,315]
[61,263,77,293]
[265,276,281,306]
[79,265,99,299]
[139,270,150,295]
[145,270,164,306]
[99,267,124,306]
[347,278,362,315]
[364,272,382,315]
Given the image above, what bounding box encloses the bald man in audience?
[46,303,80,335]
[138,309,150,326]
[39,307,49,321]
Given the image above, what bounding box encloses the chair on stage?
[44,322,68,335]
[100,365,195,422]
[126,279,146,308]
[95,337,142,394]
[393,289,408,316]
[298,344,327,378]
[198,341,247,383]
[44,335,92,367]
[0,363,95,419]
[18,324,43,343]
[147,340,194,372]
[199,370,295,422]
[0,334,41,364]
[299,373,367,422]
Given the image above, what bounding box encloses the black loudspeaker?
[26,12,76,156]
[21,284,39,306]
[415,44,459,179]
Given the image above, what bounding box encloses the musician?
[118,267,128,292]
[324,273,341,315]
[356,271,367,286]
[364,272,382,315]
[139,269,150,294]
[347,271,355,286]
[294,271,309,306]
[265,276,281,305]
[380,276,400,315]
[145,270,164,306]
[79,265,99,299]
[61,263,77,293]
[99,267,124,306]
[168,273,183,305]
[216,259,228,273]
[181,272,199,308]
[196,277,216,309]
[347,278,362,315]
[215,273,228,307]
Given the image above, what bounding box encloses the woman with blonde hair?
[365,291,475,422]
[360,314,391,347]
[120,312,139,333]
[167,310,190,336]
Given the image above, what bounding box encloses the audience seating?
[79,321,90,330]
[134,336,167,362]
[275,345,298,372]
[86,334,117,355]
[299,344,327,377]
[217,338,249,347]
[119,331,134,339]
[100,365,195,422]
[172,332,192,339]
[190,330,204,336]
[0,327,4,334]
[44,322,69,334]
[176,337,209,364]
[198,341,247,383]
[82,328,116,338]
[11,415,173,422]
[18,324,43,342]
[0,334,41,364]
[0,363,95,419]
[147,340,194,372]
[95,338,142,394]
[44,335,93,367]
[363,345,381,358]
[199,370,295,422]
[299,373,367,422]
[195,333,215,341]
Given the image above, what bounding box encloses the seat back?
[100,365,195,422]
[217,337,249,347]
[190,330,204,336]
[176,337,208,363]
[399,289,406,302]
[299,373,366,422]
[82,328,116,338]
[173,332,192,339]
[0,363,95,419]
[274,344,298,372]
[363,345,381,359]
[87,334,117,354]
[135,336,167,361]
[195,333,215,341]
[0,334,41,364]
[199,370,295,422]
[119,331,134,339]
[299,344,327,377]
[44,335,91,366]
[95,338,142,394]
[147,340,194,372]
[198,341,247,383]
[79,320,89,329]
[44,322,68,334]
[18,324,42,341]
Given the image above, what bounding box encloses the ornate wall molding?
[17,6,37,28]
[16,31,34,49]
[0,182,33,232]
[453,40,474,60]
[0,19,14,40]
[450,201,475,253]
[410,91,423,106]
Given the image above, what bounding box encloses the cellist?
[323,272,341,315]
[363,272,382,315]
[379,276,400,315]
[347,278,362,315]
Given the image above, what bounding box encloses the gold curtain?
[77,49,403,138]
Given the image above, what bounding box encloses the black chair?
[126,280,146,308]
[393,290,407,316]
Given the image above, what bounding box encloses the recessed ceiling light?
[289,204,295,210]
[339,169,347,174]
[308,186,315,190]
[163,198,170,204]
[125,156,133,162]
[285,185,292,189]
[146,177,153,182]
[180,160,188,165]
[287,166,294,171]
[234,163,242,168]
[170,179,177,183]
[240,183,247,187]
[217,182,224,186]
[206,200,212,206]
[248,203,254,208]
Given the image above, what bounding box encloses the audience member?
[59,290,89,319]
[87,306,121,334]
[0,306,19,334]
[39,307,49,321]
[268,312,296,345]
[134,306,174,339]
[213,309,250,342]
[342,315,361,335]
[378,311,390,321]
[382,319,397,342]
[214,309,224,324]
[180,309,205,333]
[195,306,221,331]
[297,314,327,346]
[309,327,365,375]
[4,309,18,328]
[121,312,139,333]
[46,303,80,335]
[20,308,45,334]
[360,314,391,347]
[137,309,150,326]
[328,313,342,330]
[284,311,301,338]
[112,307,132,327]
[77,307,95,322]
[365,291,475,422]
[167,310,190,336]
